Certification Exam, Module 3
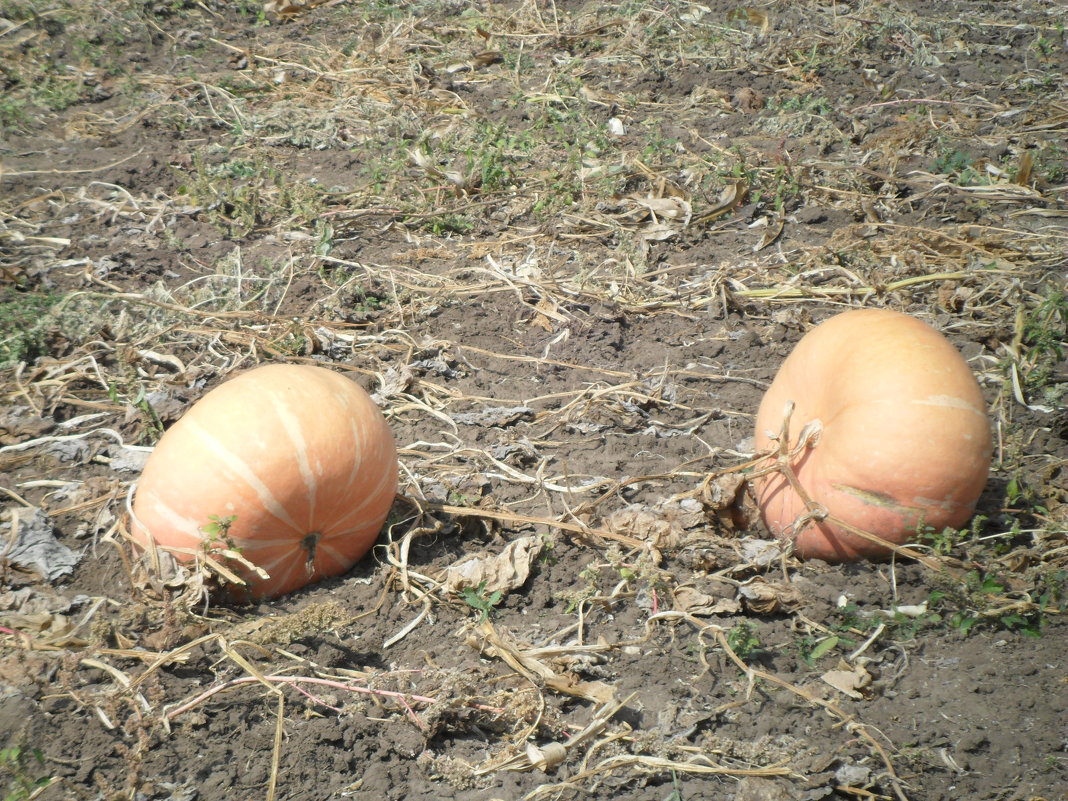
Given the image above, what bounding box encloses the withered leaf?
[452,405,535,427]
[700,472,745,510]
[752,214,784,252]
[1014,151,1033,186]
[673,584,741,616]
[372,366,414,403]
[821,662,872,699]
[604,504,684,551]
[470,621,617,704]
[738,577,804,613]
[472,51,503,69]
[442,535,542,595]
[694,180,748,225]
[544,674,617,705]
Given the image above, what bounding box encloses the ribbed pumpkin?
[131,364,397,598]
[753,309,991,561]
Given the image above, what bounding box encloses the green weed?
[725,621,761,660]
[661,771,684,801]
[0,290,60,367]
[1017,284,1067,405]
[1033,143,1066,184]
[424,214,473,236]
[0,97,29,131]
[931,146,972,176]
[928,570,1047,637]
[175,152,327,236]
[460,581,502,623]
[916,516,987,557]
[0,746,55,801]
[798,634,840,666]
[200,514,242,556]
[106,381,165,444]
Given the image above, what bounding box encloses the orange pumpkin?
[752,309,991,561]
[131,364,397,598]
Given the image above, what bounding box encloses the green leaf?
[808,636,839,661]
[981,576,1005,594]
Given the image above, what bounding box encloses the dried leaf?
[408,148,439,173]
[701,472,745,510]
[372,366,414,403]
[470,621,617,704]
[727,7,771,35]
[106,445,151,473]
[525,742,567,770]
[604,504,684,551]
[136,349,186,374]
[0,408,54,445]
[527,295,568,331]
[0,589,90,646]
[820,662,872,699]
[673,584,741,616]
[263,0,334,16]
[443,535,543,595]
[639,222,680,241]
[5,508,80,581]
[694,180,748,225]
[630,195,692,224]
[452,405,535,427]
[736,538,785,566]
[738,577,805,613]
[751,213,784,252]
[544,674,616,705]
[0,587,74,616]
[472,51,503,69]
[1014,151,1033,186]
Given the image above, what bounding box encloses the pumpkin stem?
[302,531,321,574]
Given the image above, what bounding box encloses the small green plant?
[460,581,502,623]
[929,570,1045,637]
[798,634,840,666]
[0,96,28,131]
[777,93,833,116]
[916,516,987,556]
[201,514,240,553]
[560,563,601,614]
[661,770,684,801]
[1003,475,1048,517]
[537,533,557,566]
[425,214,473,236]
[931,146,972,176]
[0,290,59,367]
[176,151,328,236]
[1034,143,1067,183]
[1016,285,1067,406]
[0,746,54,801]
[725,621,761,660]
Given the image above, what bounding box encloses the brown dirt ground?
[1,1,1066,800]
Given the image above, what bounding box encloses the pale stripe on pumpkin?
[343,416,365,491]
[269,394,320,526]
[327,458,397,532]
[184,416,303,535]
[142,492,207,544]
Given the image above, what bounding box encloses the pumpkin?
[131,364,398,598]
[752,309,991,561]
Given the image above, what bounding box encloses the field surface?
[1,1,1066,800]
